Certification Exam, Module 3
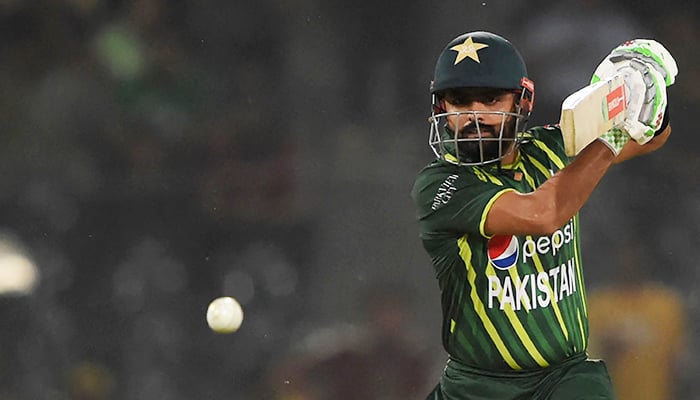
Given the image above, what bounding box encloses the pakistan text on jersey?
[487,257,577,311]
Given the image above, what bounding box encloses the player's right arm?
[484,139,615,236]
[485,113,670,237]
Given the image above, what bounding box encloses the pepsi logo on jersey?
[487,235,519,270]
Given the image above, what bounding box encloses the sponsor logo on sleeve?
[431,174,459,210]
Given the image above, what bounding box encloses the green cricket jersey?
[411,125,589,372]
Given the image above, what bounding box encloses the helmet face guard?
[428,91,530,165]
[428,31,535,165]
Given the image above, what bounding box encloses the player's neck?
[500,147,520,167]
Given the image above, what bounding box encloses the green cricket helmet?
[428,31,535,166]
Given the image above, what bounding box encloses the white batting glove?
[608,39,678,86]
[618,59,667,144]
[592,39,676,144]
[592,39,678,87]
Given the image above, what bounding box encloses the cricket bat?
[559,72,627,156]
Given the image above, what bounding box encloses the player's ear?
[519,77,535,114]
[433,93,447,114]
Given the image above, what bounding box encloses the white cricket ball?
[206,296,244,334]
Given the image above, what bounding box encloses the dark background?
[0,0,697,398]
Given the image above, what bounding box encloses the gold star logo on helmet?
[449,36,489,64]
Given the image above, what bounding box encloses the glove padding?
[618,59,667,144]
[608,39,678,86]
[592,39,676,144]
[592,39,678,87]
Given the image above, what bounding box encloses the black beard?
[458,139,501,163]
[444,119,518,163]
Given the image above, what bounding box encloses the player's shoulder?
[411,160,482,202]
[412,160,456,194]
[521,124,563,145]
[520,124,570,163]
[412,159,486,184]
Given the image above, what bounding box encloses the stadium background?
[0,0,697,398]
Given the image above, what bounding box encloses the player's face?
[440,89,519,163]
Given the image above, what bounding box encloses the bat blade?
[560,72,627,156]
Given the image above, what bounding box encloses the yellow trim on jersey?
[475,167,504,185]
[515,143,557,190]
[458,236,522,370]
[577,309,587,351]
[499,148,522,169]
[532,139,566,170]
[472,167,489,183]
[517,162,537,189]
[479,189,516,238]
[572,215,588,317]
[524,235,570,341]
[524,154,553,180]
[444,153,460,163]
[574,237,588,349]
[487,263,550,367]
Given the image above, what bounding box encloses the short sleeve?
[412,168,513,239]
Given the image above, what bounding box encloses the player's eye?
[484,96,500,105]
[476,91,509,105]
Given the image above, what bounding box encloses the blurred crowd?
[0,0,698,399]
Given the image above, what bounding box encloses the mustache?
[445,121,497,137]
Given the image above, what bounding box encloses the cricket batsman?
[411,31,677,399]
